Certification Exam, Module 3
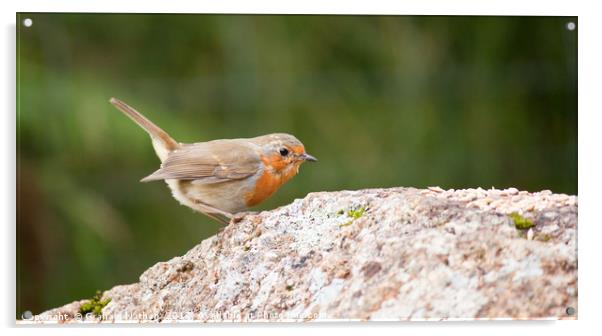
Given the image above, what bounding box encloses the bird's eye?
[279,148,289,156]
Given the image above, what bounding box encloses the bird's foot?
[231,211,259,223]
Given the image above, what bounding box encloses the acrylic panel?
[16,13,577,323]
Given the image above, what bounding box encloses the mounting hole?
[22,310,33,320]
[566,22,576,31]
[22,18,33,27]
[566,306,575,316]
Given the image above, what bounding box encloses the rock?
[30,187,577,323]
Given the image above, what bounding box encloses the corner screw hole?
[566,22,576,31]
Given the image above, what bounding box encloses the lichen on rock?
[32,187,577,323]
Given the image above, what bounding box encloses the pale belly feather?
[165,177,256,214]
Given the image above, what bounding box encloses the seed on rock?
[527,228,534,241]
[428,186,444,193]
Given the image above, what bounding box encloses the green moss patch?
[339,207,366,227]
[79,291,111,317]
[509,212,535,230]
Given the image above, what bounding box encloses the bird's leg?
[204,211,229,225]
[192,200,234,225]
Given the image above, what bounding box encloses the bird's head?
[255,133,317,179]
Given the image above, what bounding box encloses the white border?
[3,1,601,336]
[2,0,582,15]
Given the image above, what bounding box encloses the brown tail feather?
[109,97,179,152]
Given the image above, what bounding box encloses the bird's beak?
[301,153,318,162]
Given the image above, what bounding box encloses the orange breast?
[244,154,300,207]
[244,169,284,207]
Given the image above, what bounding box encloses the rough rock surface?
[34,187,577,323]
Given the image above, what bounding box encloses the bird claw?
[231,211,258,223]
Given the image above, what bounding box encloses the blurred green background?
[16,14,577,316]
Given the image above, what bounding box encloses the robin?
[109,98,317,224]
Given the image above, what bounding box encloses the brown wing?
[141,139,262,183]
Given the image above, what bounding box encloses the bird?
[109,97,317,224]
